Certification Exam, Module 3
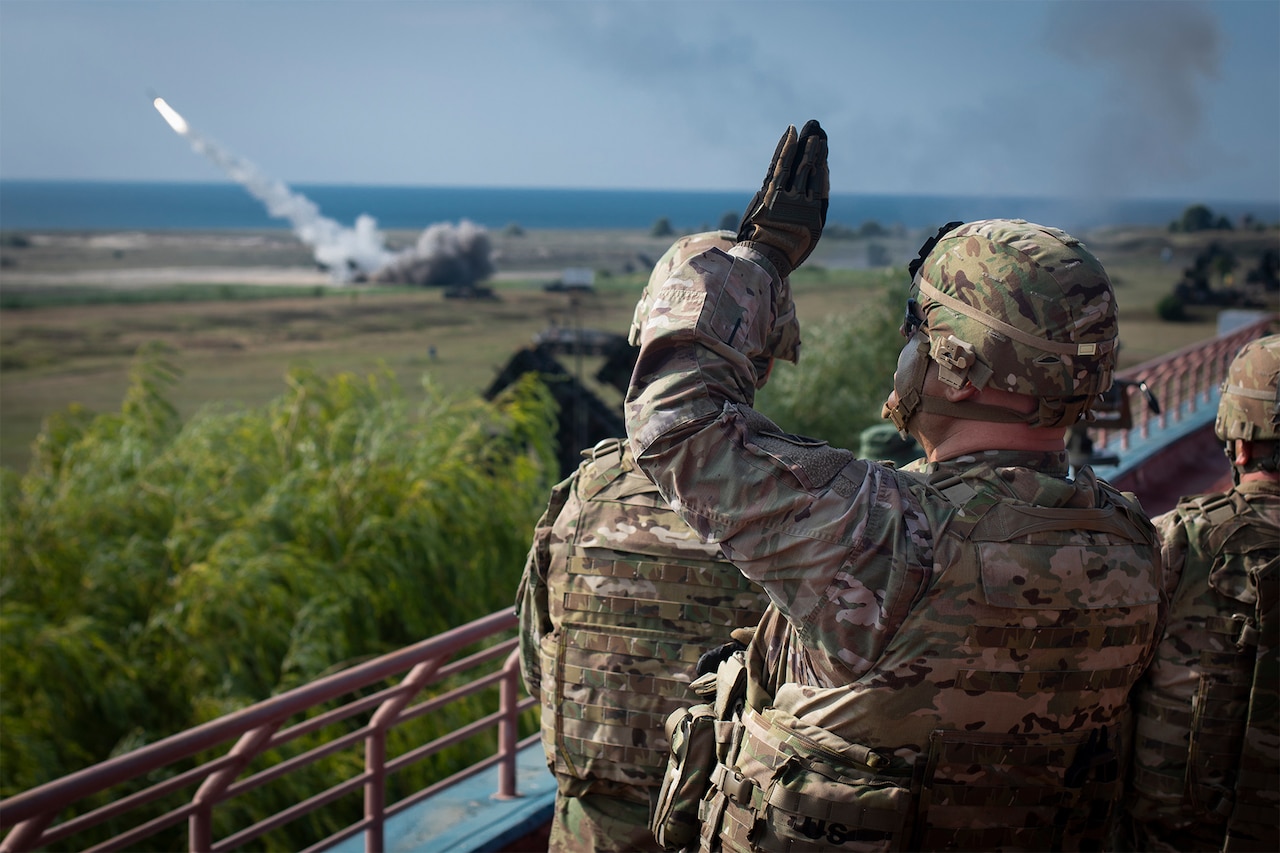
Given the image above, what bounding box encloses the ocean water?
[1,179,1276,235]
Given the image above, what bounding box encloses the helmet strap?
[917,396,1030,424]
[883,336,931,437]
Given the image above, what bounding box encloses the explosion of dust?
[151,96,491,286]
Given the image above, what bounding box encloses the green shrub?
[755,282,902,450]
[650,216,674,238]
[1,343,559,848]
[1156,293,1188,322]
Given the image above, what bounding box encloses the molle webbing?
[558,663,689,695]
[914,728,1121,852]
[702,471,1156,851]
[706,708,911,853]
[954,662,1143,692]
[567,629,705,665]
[562,591,763,626]
[1133,490,1279,846]
[1132,689,1193,798]
[707,707,1120,852]
[1183,490,1274,560]
[972,621,1150,649]
[1229,551,1279,850]
[1185,491,1275,836]
[546,552,766,788]
[1206,614,1262,649]
[568,553,759,589]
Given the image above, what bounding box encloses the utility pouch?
[652,703,718,850]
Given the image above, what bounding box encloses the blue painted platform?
[326,742,555,853]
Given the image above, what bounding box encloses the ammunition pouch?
[651,651,748,850]
[652,703,718,850]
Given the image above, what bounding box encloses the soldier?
[1125,334,1279,852]
[625,121,1164,851]
[515,231,775,852]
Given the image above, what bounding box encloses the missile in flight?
[151,95,190,136]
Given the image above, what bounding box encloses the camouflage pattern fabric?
[1216,334,1280,443]
[625,244,1164,850]
[1124,481,1280,852]
[630,231,737,349]
[548,791,659,853]
[515,436,771,852]
[630,229,799,383]
[911,219,1118,401]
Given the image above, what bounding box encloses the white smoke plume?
[152,96,491,286]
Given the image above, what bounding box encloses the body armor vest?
[1130,488,1279,852]
[698,467,1161,852]
[538,438,771,796]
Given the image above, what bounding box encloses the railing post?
[0,814,55,853]
[495,651,522,801]
[365,659,443,853]
[190,721,282,852]
[364,729,386,853]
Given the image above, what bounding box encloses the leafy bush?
[1157,293,1189,322]
[650,216,674,238]
[1170,204,1234,233]
[756,281,902,450]
[1,343,558,847]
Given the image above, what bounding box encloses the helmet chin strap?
[882,336,930,437]
[917,396,1030,423]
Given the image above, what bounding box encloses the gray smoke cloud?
[371,221,493,286]
[152,97,491,286]
[1044,0,1221,195]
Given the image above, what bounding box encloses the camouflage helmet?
[629,230,800,375]
[1215,334,1280,443]
[908,219,1118,428]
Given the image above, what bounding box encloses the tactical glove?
[737,120,829,279]
[695,639,747,677]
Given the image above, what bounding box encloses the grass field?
[1,225,1274,472]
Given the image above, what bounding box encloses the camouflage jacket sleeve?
[515,472,575,699]
[1153,506,1190,602]
[625,246,930,680]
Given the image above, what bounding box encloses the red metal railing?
[1096,315,1277,452]
[0,609,537,853]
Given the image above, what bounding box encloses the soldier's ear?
[941,381,980,404]
[1233,440,1252,466]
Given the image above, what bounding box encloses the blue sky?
[1,0,1277,202]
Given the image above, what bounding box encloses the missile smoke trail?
[151,97,492,286]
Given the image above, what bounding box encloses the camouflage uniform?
[1125,335,1280,852]
[626,220,1163,851]
[516,232,773,853]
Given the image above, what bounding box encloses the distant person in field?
[515,231,774,852]
[1124,333,1280,852]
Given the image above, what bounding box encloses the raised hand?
[736,120,829,279]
